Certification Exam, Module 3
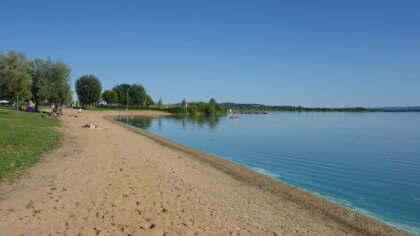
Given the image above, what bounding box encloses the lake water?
[112,112,420,235]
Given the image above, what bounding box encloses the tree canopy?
[75,75,102,108]
[129,84,147,106]
[168,99,225,115]
[34,59,72,106]
[0,52,72,110]
[112,83,153,107]
[0,50,159,111]
[29,58,46,105]
[0,51,32,103]
[112,84,130,106]
[102,90,118,106]
[145,94,154,106]
[209,98,217,105]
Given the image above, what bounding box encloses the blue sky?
[1,0,419,107]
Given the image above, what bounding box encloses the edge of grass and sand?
[0,107,61,182]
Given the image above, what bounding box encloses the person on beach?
[82,124,100,129]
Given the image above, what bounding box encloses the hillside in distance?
[374,106,420,111]
[219,103,420,112]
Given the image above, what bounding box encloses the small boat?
[229,116,239,119]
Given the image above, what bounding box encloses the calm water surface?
[112,112,420,234]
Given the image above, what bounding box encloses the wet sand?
[0,109,409,235]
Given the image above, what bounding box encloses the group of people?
[51,104,63,117]
[43,104,102,129]
[39,104,66,118]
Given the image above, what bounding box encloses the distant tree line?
[0,51,72,112]
[75,81,155,109]
[221,104,377,112]
[99,83,154,109]
[168,98,226,115]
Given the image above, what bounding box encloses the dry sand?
[0,109,410,235]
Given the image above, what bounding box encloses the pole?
[126,88,129,111]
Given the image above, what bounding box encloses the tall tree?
[129,84,147,106]
[112,84,130,107]
[29,58,47,111]
[102,90,118,108]
[181,99,187,107]
[75,75,102,109]
[157,97,162,107]
[0,51,32,113]
[37,59,72,108]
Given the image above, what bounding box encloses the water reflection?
[113,114,224,131]
[158,117,162,130]
[115,116,154,130]
[169,114,222,130]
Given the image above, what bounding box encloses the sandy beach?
[0,110,409,235]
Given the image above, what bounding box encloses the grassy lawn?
[0,107,61,181]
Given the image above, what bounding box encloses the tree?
[102,90,118,108]
[0,51,32,114]
[75,75,102,109]
[29,58,72,111]
[181,99,187,107]
[112,83,153,108]
[129,84,147,106]
[29,58,47,111]
[145,95,154,107]
[112,84,130,107]
[208,98,219,114]
[37,59,71,109]
[209,98,217,105]
[157,97,162,107]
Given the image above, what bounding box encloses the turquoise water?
[112,112,420,235]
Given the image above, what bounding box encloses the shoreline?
[0,110,410,235]
[109,115,418,235]
[108,114,410,235]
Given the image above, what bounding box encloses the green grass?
[0,108,61,181]
[38,105,52,110]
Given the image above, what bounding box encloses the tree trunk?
[16,95,19,115]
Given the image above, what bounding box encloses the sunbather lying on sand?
[82,124,99,129]
[82,124,95,128]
